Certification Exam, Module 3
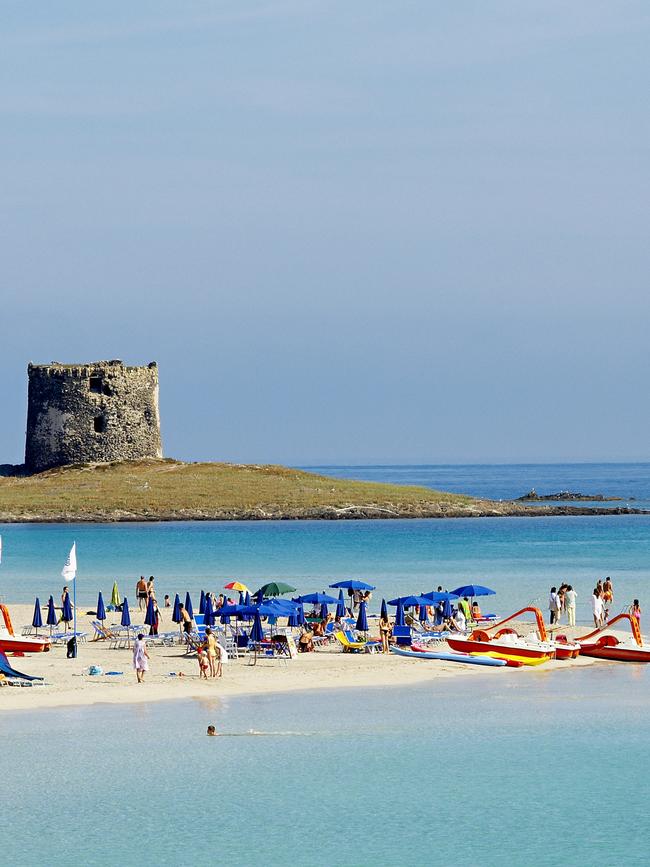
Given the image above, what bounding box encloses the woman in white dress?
[132,633,150,683]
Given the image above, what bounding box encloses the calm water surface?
[2,665,650,866]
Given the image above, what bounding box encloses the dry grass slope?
[0,459,478,521]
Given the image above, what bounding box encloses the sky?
[1,1,649,465]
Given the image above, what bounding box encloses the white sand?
[1,603,599,712]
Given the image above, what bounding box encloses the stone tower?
[24,360,162,473]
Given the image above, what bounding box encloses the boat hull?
[578,642,650,662]
[448,637,553,665]
[391,646,506,667]
[0,637,51,654]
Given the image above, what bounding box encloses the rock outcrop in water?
[517,488,625,502]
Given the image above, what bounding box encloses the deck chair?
[392,625,412,647]
[335,631,365,652]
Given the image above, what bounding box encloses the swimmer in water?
[207,725,217,736]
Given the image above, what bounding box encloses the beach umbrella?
[250,610,264,643]
[443,598,453,619]
[387,595,434,607]
[329,579,376,591]
[419,603,428,623]
[224,581,248,593]
[451,584,496,598]
[32,598,42,635]
[254,581,297,597]
[110,581,121,608]
[244,591,251,607]
[380,599,388,621]
[423,591,460,603]
[238,590,245,605]
[144,596,156,627]
[356,600,368,634]
[395,599,405,627]
[336,590,346,618]
[46,596,57,634]
[172,594,182,624]
[96,592,106,623]
[121,597,131,628]
[185,592,194,621]
[204,594,215,627]
[61,592,73,626]
[296,592,338,605]
[288,606,300,627]
[199,590,206,615]
[319,602,329,619]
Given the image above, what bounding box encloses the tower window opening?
[89,375,103,394]
[93,415,107,433]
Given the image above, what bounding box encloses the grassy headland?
[0,460,644,523]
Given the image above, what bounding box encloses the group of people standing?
[548,578,619,628]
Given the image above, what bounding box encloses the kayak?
[391,645,506,667]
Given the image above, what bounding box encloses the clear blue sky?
[2,2,649,465]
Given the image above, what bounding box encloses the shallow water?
[2,664,650,866]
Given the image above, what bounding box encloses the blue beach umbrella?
[121,598,131,628]
[319,602,328,619]
[387,595,433,608]
[61,592,73,626]
[297,602,305,626]
[356,600,368,633]
[96,592,106,623]
[32,598,42,635]
[443,598,453,619]
[238,590,244,605]
[46,596,58,634]
[395,599,405,627]
[423,591,460,603]
[419,603,428,623]
[185,592,194,620]
[251,611,264,643]
[244,591,251,607]
[336,590,346,618]
[297,592,338,605]
[199,590,206,615]
[329,580,376,591]
[452,584,496,598]
[144,596,156,626]
[172,594,182,624]
[204,595,215,627]
[254,588,264,605]
[380,599,388,621]
[288,606,300,627]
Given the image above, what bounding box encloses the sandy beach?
[0,602,601,712]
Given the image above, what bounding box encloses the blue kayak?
[390,646,506,667]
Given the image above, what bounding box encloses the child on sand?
[197,647,209,679]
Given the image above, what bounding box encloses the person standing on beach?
[592,588,604,628]
[204,628,220,678]
[179,603,193,635]
[136,576,148,611]
[548,587,560,625]
[602,577,613,619]
[565,585,577,627]
[379,611,391,653]
[147,576,156,599]
[132,633,150,683]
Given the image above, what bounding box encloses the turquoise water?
[1,516,649,623]
[3,665,650,867]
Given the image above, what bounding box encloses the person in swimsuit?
[197,647,209,679]
[147,576,156,599]
[136,576,148,611]
[204,628,220,678]
[179,604,193,634]
[207,725,217,736]
[379,612,391,653]
[630,599,641,624]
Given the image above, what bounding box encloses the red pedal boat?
[0,604,51,654]
[577,614,650,662]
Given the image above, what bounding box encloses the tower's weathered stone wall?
[24,360,162,473]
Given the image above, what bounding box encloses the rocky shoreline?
[0,501,647,523]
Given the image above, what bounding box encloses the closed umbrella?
[46,596,57,635]
[297,602,305,626]
[204,594,215,627]
[380,598,388,621]
[419,603,428,623]
[61,592,73,628]
[336,590,346,618]
[238,591,245,605]
[199,590,206,615]
[395,599,405,627]
[96,592,106,623]
[319,602,328,619]
[32,598,42,636]
[356,600,368,634]
[144,596,156,627]
[288,605,300,627]
[250,610,264,643]
[110,581,121,608]
[244,591,251,607]
[185,592,194,621]
[172,594,182,624]
[121,597,131,647]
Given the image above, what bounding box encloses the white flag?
[62,542,77,581]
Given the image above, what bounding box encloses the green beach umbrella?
[111,581,121,608]
[254,581,296,597]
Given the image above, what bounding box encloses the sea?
[2,463,650,865]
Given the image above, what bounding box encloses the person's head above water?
[207,725,217,736]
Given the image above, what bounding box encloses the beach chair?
[392,625,412,647]
[335,631,366,652]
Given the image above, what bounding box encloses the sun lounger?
[391,625,412,647]
[0,650,43,681]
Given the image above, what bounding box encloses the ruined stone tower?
[24,361,162,473]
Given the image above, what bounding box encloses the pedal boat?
[577,614,650,662]
[0,605,51,654]
[464,605,580,661]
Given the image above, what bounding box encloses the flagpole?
[72,540,77,658]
